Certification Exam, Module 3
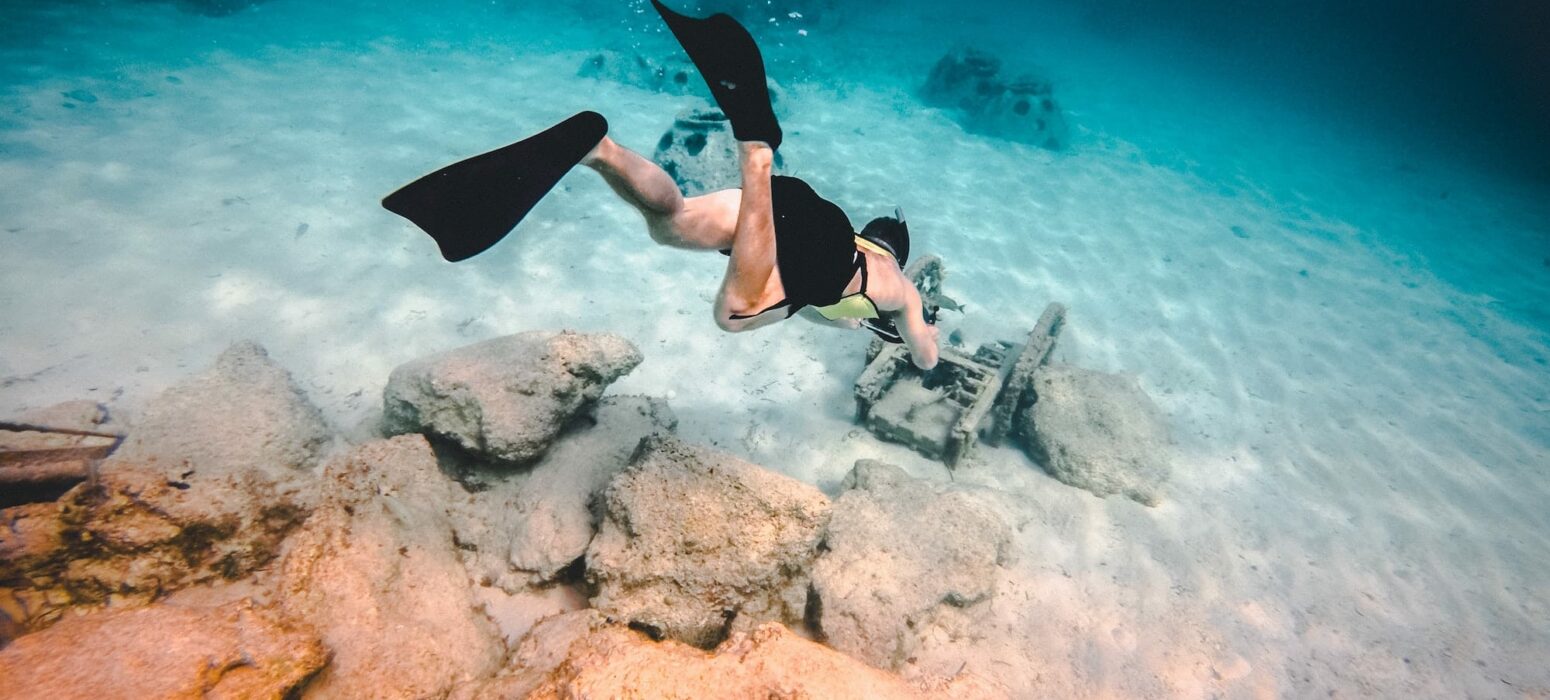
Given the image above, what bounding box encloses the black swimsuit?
[728,175,859,320]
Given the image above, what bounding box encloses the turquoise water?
[2,0,1547,695]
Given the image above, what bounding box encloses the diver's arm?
[713,141,780,331]
[797,306,862,330]
[897,291,940,370]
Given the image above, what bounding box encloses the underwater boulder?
[448,610,993,699]
[653,108,787,197]
[585,435,830,649]
[276,435,506,698]
[0,342,326,636]
[810,460,1012,670]
[448,395,677,591]
[921,48,1070,151]
[382,330,642,466]
[113,339,333,483]
[0,599,324,698]
[1019,364,1171,506]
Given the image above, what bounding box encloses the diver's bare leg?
[712,141,784,332]
[583,137,734,249]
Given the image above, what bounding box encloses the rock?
[653,107,788,197]
[276,435,505,698]
[585,435,830,648]
[0,599,325,699]
[0,400,121,507]
[448,611,996,700]
[921,48,1069,150]
[383,331,642,465]
[0,342,326,633]
[810,460,1012,670]
[577,50,705,97]
[449,396,677,591]
[114,340,332,483]
[1020,364,1171,506]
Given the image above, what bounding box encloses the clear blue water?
[2,0,1548,695]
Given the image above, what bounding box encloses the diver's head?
[859,207,909,265]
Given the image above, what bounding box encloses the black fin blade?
[382,111,607,262]
[651,0,781,149]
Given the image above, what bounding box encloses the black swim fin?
[651,0,782,150]
[382,111,608,262]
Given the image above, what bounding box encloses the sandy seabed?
[2,1,1548,696]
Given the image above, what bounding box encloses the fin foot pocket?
[382,110,608,262]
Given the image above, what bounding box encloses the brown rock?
[0,342,327,634]
[275,435,505,698]
[585,436,830,648]
[450,610,1000,699]
[0,598,325,700]
[382,331,642,465]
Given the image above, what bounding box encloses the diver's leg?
[712,141,784,332]
[583,137,735,249]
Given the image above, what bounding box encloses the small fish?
[61,89,98,104]
[933,293,966,314]
[294,222,309,239]
[165,75,183,85]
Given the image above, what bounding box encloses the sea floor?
[2,1,1548,696]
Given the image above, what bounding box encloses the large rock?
[921,48,1069,150]
[1021,363,1171,506]
[653,108,786,197]
[448,611,996,700]
[449,396,676,592]
[114,340,332,482]
[1,343,325,634]
[811,460,1012,670]
[383,331,642,465]
[275,435,505,698]
[585,436,830,648]
[0,599,325,699]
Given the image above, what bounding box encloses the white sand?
[2,1,1548,696]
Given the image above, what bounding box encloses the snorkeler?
[382,0,939,370]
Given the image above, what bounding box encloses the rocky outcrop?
[449,396,676,591]
[448,611,996,700]
[383,331,642,465]
[0,342,325,634]
[113,340,332,483]
[922,48,1069,150]
[275,435,505,698]
[653,108,785,196]
[585,436,830,648]
[811,460,1012,670]
[1021,364,1171,506]
[0,598,325,699]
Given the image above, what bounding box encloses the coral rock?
[811,460,1012,669]
[382,331,642,465]
[585,436,830,648]
[1,342,325,634]
[449,611,997,700]
[275,435,505,698]
[0,599,324,699]
[1021,363,1171,506]
[449,396,677,591]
